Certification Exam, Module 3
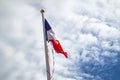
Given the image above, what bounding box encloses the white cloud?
[0,0,120,80]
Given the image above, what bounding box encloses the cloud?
[0,1,46,80]
[0,0,120,80]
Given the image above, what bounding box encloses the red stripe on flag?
[50,40,68,58]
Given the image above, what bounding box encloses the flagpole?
[40,9,51,80]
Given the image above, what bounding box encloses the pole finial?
[40,9,45,13]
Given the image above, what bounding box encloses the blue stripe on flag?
[45,19,52,41]
[45,19,51,31]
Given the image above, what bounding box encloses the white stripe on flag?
[47,29,56,40]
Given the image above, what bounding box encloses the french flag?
[45,19,68,58]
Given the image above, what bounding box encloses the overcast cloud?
[0,0,120,80]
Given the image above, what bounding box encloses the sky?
[0,0,120,80]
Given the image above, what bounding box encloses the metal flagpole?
[40,9,51,80]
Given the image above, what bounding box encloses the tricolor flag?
[45,19,68,58]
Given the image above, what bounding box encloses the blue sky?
[0,0,120,80]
